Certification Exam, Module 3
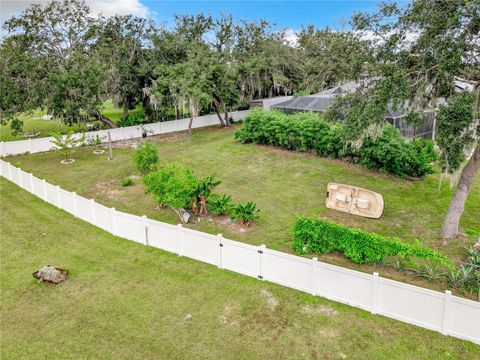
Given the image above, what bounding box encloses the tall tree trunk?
[440,144,480,239]
[123,99,129,119]
[176,105,181,120]
[212,97,225,126]
[188,104,194,136]
[90,110,118,128]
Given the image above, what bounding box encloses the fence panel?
[221,239,260,278]
[446,296,480,341]
[160,121,177,133]
[94,203,113,233]
[19,170,31,192]
[262,249,312,292]
[314,263,373,311]
[180,228,219,266]
[376,277,444,331]
[76,196,93,223]
[59,189,76,215]
[0,160,9,178]
[9,165,21,186]
[115,211,144,243]
[31,176,44,198]
[44,181,58,205]
[147,220,179,253]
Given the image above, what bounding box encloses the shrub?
[50,130,84,160]
[358,125,434,178]
[122,178,133,186]
[133,141,158,174]
[143,163,199,211]
[231,202,260,226]
[292,217,453,267]
[207,194,234,216]
[235,109,433,177]
[117,109,147,127]
[192,176,221,216]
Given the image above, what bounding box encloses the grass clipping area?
[1,178,480,359]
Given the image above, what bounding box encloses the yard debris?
[183,313,193,321]
[33,265,68,284]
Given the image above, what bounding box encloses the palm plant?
[231,201,260,226]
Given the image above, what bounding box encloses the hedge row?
[235,109,434,177]
[292,217,453,268]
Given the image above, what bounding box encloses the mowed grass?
[1,178,479,359]
[0,101,142,141]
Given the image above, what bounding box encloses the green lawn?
[0,100,142,141]
[1,178,479,359]
[6,125,480,293]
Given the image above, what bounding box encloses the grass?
[1,178,479,359]
[6,125,480,293]
[0,100,142,141]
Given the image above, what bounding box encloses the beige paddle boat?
[326,183,384,219]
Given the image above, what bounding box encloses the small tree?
[192,175,221,216]
[133,141,158,174]
[50,131,83,161]
[143,164,199,222]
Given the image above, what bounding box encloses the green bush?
[235,109,433,177]
[122,178,133,186]
[143,163,199,210]
[292,217,453,267]
[133,141,158,174]
[117,109,147,127]
[231,202,260,226]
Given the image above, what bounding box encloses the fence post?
[311,257,318,296]
[28,138,33,154]
[217,234,223,269]
[7,162,12,180]
[42,179,47,201]
[177,224,183,256]
[72,192,78,217]
[371,272,379,314]
[257,244,266,280]
[56,185,62,209]
[29,173,34,193]
[110,207,117,236]
[441,290,452,335]
[142,215,149,246]
[90,199,96,225]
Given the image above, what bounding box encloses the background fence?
[1,159,479,345]
[0,110,250,157]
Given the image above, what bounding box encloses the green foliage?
[50,130,84,159]
[194,176,221,200]
[410,138,438,164]
[133,141,158,174]
[231,202,260,226]
[117,110,147,127]
[412,261,446,283]
[358,125,434,178]
[143,163,199,209]
[236,109,433,177]
[292,217,453,268]
[121,178,134,187]
[436,94,475,173]
[10,118,24,135]
[207,194,234,216]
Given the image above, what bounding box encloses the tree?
[350,0,480,239]
[1,0,116,128]
[96,15,153,119]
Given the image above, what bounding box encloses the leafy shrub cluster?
[142,163,259,225]
[117,109,148,127]
[133,141,159,174]
[235,109,434,177]
[292,217,453,268]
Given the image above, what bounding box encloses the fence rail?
[0,159,479,345]
[0,110,250,157]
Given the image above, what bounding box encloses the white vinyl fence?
[1,159,479,345]
[0,110,250,157]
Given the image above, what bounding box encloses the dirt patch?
[94,179,118,193]
[301,304,338,316]
[260,289,279,311]
[207,215,253,234]
[317,329,340,338]
[218,303,240,326]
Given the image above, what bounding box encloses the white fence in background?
[1,159,479,345]
[0,110,250,157]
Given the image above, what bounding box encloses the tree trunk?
[176,105,181,120]
[212,97,225,126]
[188,106,194,136]
[123,100,129,119]
[440,144,480,239]
[90,110,118,129]
[224,110,230,126]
